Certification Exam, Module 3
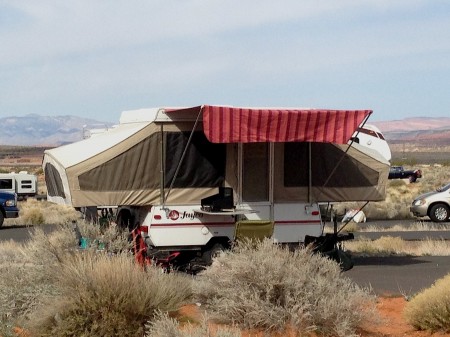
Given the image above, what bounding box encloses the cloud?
[1,0,436,64]
[0,0,449,121]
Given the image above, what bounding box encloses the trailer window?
[0,179,13,190]
[44,163,66,198]
[284,142,376,187]
[243,143,269,201]
[78,131,225,192]
[165,132,225,188]
[21,180,32,189]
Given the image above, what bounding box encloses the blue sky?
[1,1,449,123]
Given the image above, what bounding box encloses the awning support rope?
[162,108,203,207]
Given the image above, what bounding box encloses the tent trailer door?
[237,142,273,221]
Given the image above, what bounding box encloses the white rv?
[0,171,38,200]
[43,105,390,270]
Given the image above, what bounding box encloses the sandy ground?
[360,297,450,337]
[176,297,450,337]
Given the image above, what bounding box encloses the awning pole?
[308,142,312,204]
[319,114,371,194]
[163,108,203,207]
[160,124,165,205]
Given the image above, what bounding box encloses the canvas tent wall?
[43,105,389,208]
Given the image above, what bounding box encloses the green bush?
[194,239,376,337]
[404,273,450,332]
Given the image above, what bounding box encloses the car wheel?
[202,243,225,265]
[429,204,450,222]
[0,212,4,228]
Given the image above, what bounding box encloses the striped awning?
[201,105,371,144]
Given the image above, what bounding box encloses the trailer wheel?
[202,243,225,265]
[0,211,4,228]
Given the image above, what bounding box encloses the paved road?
[2,221,450,296]
[345,255,450,296]
[0,224,58,242]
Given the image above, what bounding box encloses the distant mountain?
[371,117,450,145]
[0,114,113,146]
[1,114,450,147]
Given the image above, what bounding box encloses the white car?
[410,183,450,222]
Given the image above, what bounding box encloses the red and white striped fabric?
[201,105,372,144]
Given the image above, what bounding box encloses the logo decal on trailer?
[168,210,180,220]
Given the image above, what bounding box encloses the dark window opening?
[45,163,66,198]
[284,142,377,187]
[243,143,269,201]
[0,179,13,190]
[165,132,226,188]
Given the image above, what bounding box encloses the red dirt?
[177,297,450,337]
[359,297,450,337]
[4,297,450,337]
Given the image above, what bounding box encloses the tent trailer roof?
[44,121,150,168]
[119,105,372,144]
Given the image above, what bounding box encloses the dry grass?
[333,165,450,220]
[194,239,376,337]
[75,219,133,253]
[146,311,241,337]
[404,273,450,332]
[4,199,80,227]
[354,220,450,232]
[346,236,450,256]
[26,252,193,337]
[0,221,193,337]
[0,227,75,336]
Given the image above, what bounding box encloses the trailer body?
[0,171,38,199]
[43,105,390,267]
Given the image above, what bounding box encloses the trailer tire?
[202,243,225,265]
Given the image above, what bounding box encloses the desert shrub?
[4,199,80,227]
[0,226,77,336]
[25,252,194,337]
[194,239,376,337]
[347,237,450,257]
[146,311,241,337]
[388,179,407,188]
[404,273,450,332]
[21,207,45,225]
[0,221,133,336]
[339,221,359,233]
[76,219,133,253]
[346,236,406,256]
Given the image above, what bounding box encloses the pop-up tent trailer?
[43,105,388,207]
[43,105,389,268]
